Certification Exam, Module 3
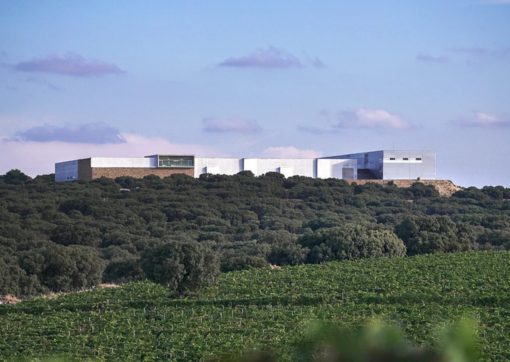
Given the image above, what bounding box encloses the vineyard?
[1,251,510,361]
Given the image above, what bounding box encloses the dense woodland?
[1,169,510,296]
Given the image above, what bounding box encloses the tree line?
[1,169,509,296]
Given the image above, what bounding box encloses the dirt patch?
[0,284,120,305]
[0,295,21,305]
[344,179,463,197]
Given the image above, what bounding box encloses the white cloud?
[0,133,227,177]
[459,111,510,128]
[260,146,323,158]
[335,108,412,130]
[218,46,326,69]
[218,46,303,68]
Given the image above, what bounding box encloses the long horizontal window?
[158,156,194,167]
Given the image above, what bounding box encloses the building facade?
[327,150,436,180]
[55,150,435,182]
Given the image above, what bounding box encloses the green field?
[1,251,510,361]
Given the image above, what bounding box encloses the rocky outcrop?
[345,179,463,197]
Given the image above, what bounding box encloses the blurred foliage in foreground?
[221,320,478,362]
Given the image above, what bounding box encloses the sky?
[0,0,509,187]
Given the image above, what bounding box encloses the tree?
[298,224,406,264]
[236,170,255,177]
[395,216,472,256]
[18,244,105,293]
[476,230,510,250]
[3,169,30,185]
[68,246,106,289]
[50,223,101,247]
[408,182,439,198]
[481,186,504,200]
[304,212,345,231]
[0,250,34,296]
[141,241,220,293]
[267,242,309,266]
[100,246,144,283]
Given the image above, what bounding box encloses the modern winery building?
[55,150,436,182]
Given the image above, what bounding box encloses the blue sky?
[1,0,509,187]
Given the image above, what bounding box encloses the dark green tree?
[0,250,35,296]
[18,244,105,293]
[50,224,101,247]
[141,241,220,292]
[3,169,30,185]
[298,224,406,263]
[395,216,472,256]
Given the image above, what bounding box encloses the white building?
[55,150,436,182]
[55,155,357,182]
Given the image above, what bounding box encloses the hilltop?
[1,169,510,298]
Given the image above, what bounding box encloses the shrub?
[395,216,472,256]
[50,224,101,247]
[3,169,30,185]
[141,241,220,293]
[298,224,406,264]
[18,244,105,293]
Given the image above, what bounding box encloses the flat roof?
[145,154,195,158]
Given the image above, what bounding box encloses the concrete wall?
[194,158,243,177]
[382,150,436,180]
[55,160,78,182]
[325,151,384,178]
[317,159,358,179]
[195,158,320,178]
[328,150,436,180]
[244,158,316,178]
[90,157,157,168]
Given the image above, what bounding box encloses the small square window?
[390,158,395,160]
[403,158,409,160]
[416,158,422,160]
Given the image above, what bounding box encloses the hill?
[1,169,510,297]
[1,251,509,361]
